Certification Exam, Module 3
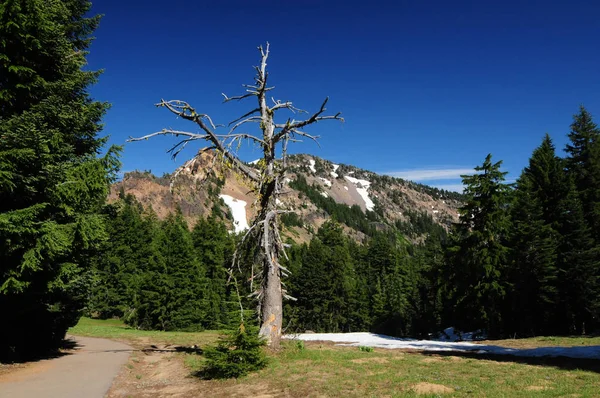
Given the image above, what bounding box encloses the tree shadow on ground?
[0,337,80,364]
[419,349,600,374]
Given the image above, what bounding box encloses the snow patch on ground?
[219,194,249,233]
[321,192,329,198]
[308,159,316,173]
[284,332,600,360]
[319,177,332,187]
[344,186,349,191]
[331,164,340,178]
[344,176,375,211]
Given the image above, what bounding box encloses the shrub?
[202,324,268,379]
[359,345,374,352]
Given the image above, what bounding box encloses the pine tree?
[291,238,329,331]
[552,176,599,334]
[192,215,235,329]
[89,194,157,321]
[507,135,559,336]
[412,236,445,337]
[565,106,600,242]
[129,209,172,330]
[0,0,119,359]
[444,154,511,337]
[158,210,206,331]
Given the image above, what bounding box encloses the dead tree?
[128,43,342,347]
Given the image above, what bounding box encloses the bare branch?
[227,115,263,134]
[269,99,309,114]
[218,133,266,146]
[273,97,343,143]
[137,100,261,182]
[127,129,206,143]
[222,92,256,103]
[228,108,261,126]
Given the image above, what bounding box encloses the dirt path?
[0,335,132,398]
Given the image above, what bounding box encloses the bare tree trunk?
[259,257,283,346]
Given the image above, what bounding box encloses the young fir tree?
[565,106,600,242]
[444,154,511,337]
[0,0,119,359]
[507,135,559,336]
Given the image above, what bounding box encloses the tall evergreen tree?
[412,236,445,337]
[158,210,207,331]
[365,233,414,335]
[565,106,600,242]
[89,193,157,321]
[507,135,559,336]
[192,215,235,329]
[128,209,172,330]
[0,0,119,359]
[552,176,599,334]
[444,154,511,337]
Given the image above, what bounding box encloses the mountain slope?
[109,152,463,242]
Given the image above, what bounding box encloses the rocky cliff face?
[110,152,463,243]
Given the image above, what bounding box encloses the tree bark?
[258,258,283,346]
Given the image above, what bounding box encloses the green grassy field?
[69,318,600,397]
[69,317,221,346]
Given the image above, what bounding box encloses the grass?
[69,318,600,397]
[186,342,600,397]
[482,335,600,349]
[68,317,221,347]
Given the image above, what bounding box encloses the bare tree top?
[128,43,343,185]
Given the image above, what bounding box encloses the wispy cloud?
[384,168,475,181]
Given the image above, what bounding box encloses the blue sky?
[88,0,600,192]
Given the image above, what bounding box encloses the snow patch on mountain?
[248,159,260,165]
[331,164,340,178]
[308,159,316,173]
[344,176,375,211]
[219,194,249,233]
[321,192,329,198]
[319,177,332,187]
